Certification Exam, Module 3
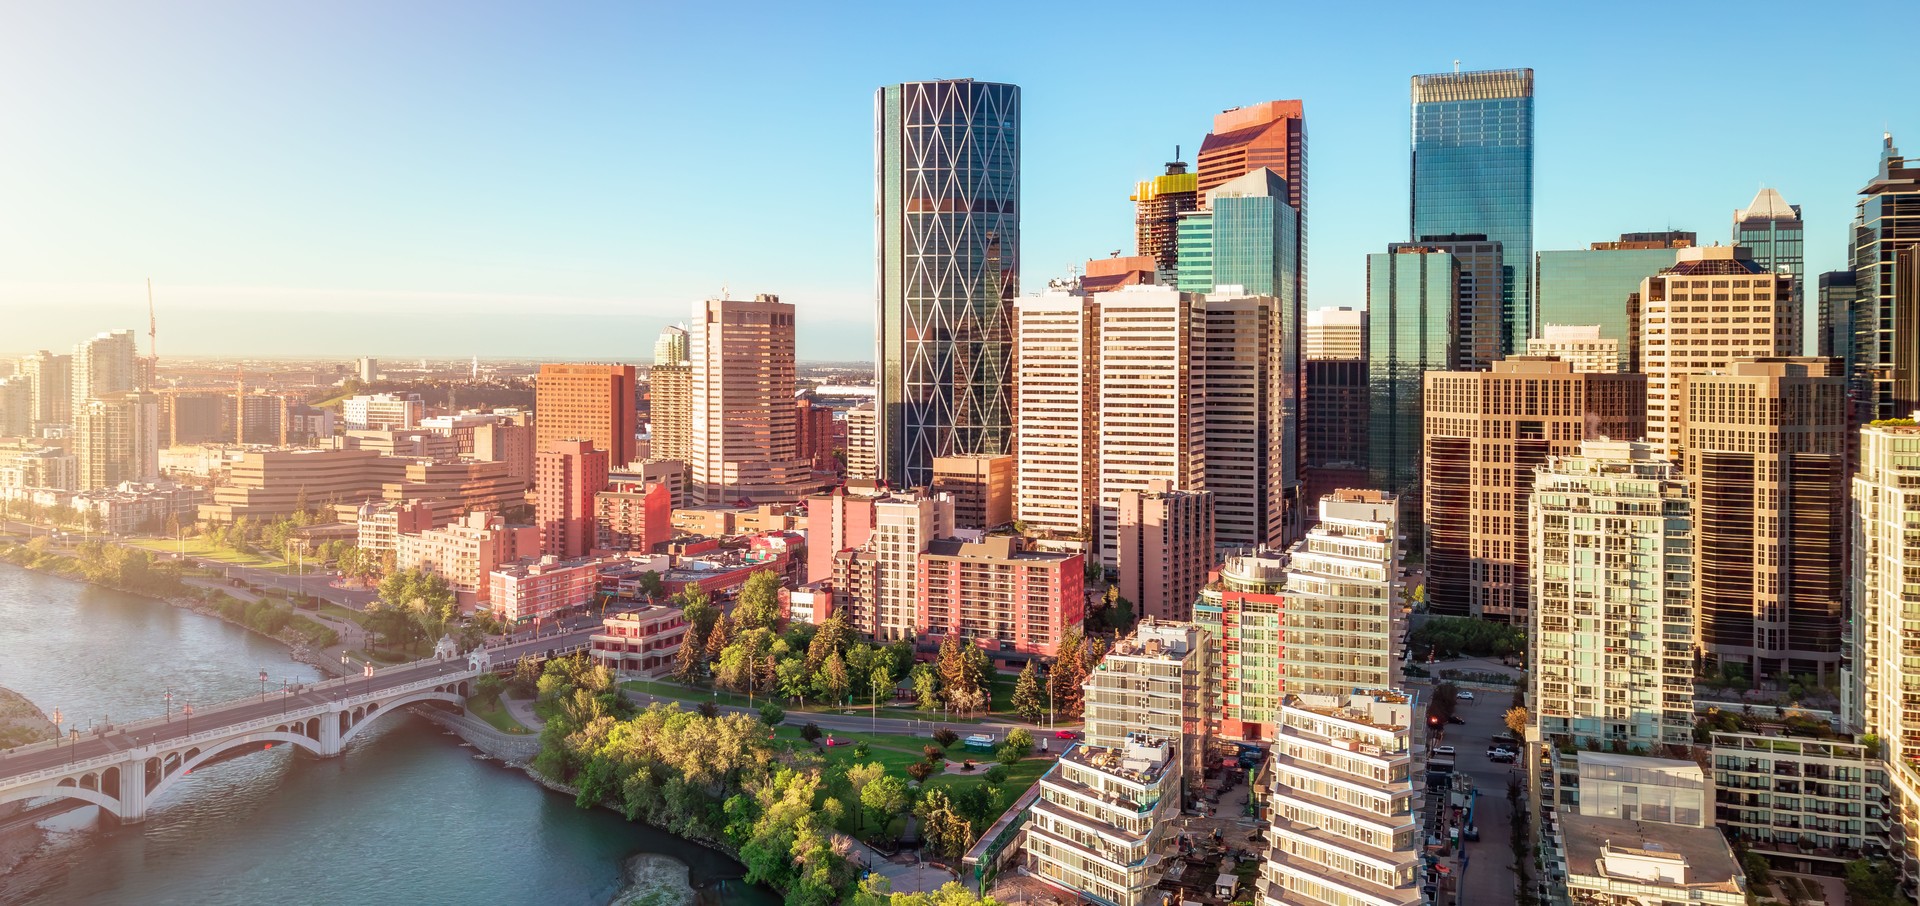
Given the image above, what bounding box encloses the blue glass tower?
[875,80,1020,489]
[1410,68,1534,355]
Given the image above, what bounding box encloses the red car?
[1054,730,1080,740]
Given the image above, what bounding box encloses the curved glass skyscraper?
[875,79,1020,489]
[1411,68,1534,355]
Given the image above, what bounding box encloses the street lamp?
[162,688,174,722]
[260,669,269,699]
[281,678,291,715]
[183,703,193,734]
[67,728,79,764]
[50,707,61,751]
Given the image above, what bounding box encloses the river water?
[0,565,776,906]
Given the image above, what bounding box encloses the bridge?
[0,629,594,824]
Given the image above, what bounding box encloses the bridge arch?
[336,689,464,748]
[145,730,329,806]
[0,777,128,819]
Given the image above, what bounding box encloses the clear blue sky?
[0,0,1907,361]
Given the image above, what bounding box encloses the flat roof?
[1560,815,1743,895]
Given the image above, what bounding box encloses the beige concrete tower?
[1639,246,1798,458]
[1095,285,1201,566]
[689,294,814,504]
[1013,289,1100,544]
[1679,357,1846,685]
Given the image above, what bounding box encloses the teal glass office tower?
[1367,246,1459,496]
[1535,234,1689,371]
[1733,188,1806,351]
[875,80,1020,488]
[1850,134,1920,420]
[1410,68,1533,355]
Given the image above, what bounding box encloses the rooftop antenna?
[145,278,157,392]
[1453,59,1461,73]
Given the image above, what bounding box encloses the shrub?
[983,765,1010,784]
[907,761,936,782]
[799,722,823,743]
[933,726,959,747]
[924,744,945,761]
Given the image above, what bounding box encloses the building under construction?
[1131,159,1197,280]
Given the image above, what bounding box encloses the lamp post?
[281,678,291,715]
[162,689,173,723]
[50,707,61,754]
[259,669,268,700]
[67,727,79,764]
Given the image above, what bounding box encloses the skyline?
[1,1,1911,359]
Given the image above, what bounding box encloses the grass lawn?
[769,724,1054,841]
[124,536,288,569]
[317,602,368,626]
[468,695,533,735]
[352,641,430,665]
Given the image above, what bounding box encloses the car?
[1487,749,1516,763]
[1432,745,1456,759]
[1055,730,1080,740]
[1447,715,1466,725]
[1458,690,1475,701]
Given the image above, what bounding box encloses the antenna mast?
[146,278,158,391]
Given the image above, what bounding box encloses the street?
[1421,680,1523,906]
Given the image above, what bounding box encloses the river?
[0,564,777,906]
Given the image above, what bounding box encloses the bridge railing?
[0,666,474,785]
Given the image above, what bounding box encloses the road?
[0,629,595,780]
[1422,680,1523,906]
[622,685,1077,744]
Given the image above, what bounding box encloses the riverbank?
[0,542,343,678]
[0,685,57,880]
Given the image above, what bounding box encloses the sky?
[0,1,1910,362]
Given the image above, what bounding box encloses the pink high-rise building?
[536,440,609,559]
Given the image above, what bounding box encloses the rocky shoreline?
[0,685,58,880]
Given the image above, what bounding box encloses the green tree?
[704,611,735,660]
[912,664,941,711]
[1003,728,1034,759]
[870,666,893,712]
[673,634,704,683]
[757,701,785,727]
[815,651,851,705]
[847,879,1004,906]
[845,761,886,829]
[778,656,812,705]
[917,788,973,860]
[734,568,783,630]
[805,612,851,673]
[637,570,665,602]
[859,773,910,836]
[1844,858,1897,906]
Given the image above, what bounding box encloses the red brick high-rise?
[795,398,836,473]
[534,364,637,468]
[536,439,609,559]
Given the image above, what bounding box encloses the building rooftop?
[1060,733,1174,784]
[922,535,1075,563]
[1560,814,1744,895]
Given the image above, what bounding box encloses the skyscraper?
[1818,270,1858,362]
[1303,306,1365,359]
[689,294,814,504]
[1132,160,1197,280]
[1733,188,1806,350]
[1849,134,1920,421]
[535,440,609,559]
[1531,441,1695,752]
[1195,289,1286,550]
[1411,67,1534,353]
[1852,419,1920,855]
[1367,244,1459,496]
[1012,288,1100,542]
[875,79,1020,489]
[1175,169,1302,535]
[1535,232,1692,371]
[1115,480,1213,623]
[71,330,137,429]
[1679,358,1847,684]
[647,362,691,465]
[1639,246,1798,458]
[1095,285,1199,564]
[17,351,71,433]
[1424,358,1646,622]
[651,325,688,366]
[74,391,158,490]
[534,363,637,469]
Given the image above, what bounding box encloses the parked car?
[1447,715,1466,725]
[1433,745,1456,759]
[1054,730,1080,740]
[1458,690,1475,701]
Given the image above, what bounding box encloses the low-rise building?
[1712,730,1894,873]
[395,511,537,610]
[1556,815,1747,906]
[337,428,459,460]
[488,555,605,625]
[781,583,833,625]
[356,500,434,554]
[917,535,1083,659]
[1026,733,1183,906]
[201,449,405,523]
[659,547,791,600]
[588,606,688,677]
[0,442,77,491]
[342,392,424,430]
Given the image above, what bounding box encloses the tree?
[757,702,785,727]
[704,612,734,660]
[1504,707,1530,738]
[778,656,812,705]
[917,788,973,859]
[870,666,893,712]
[1004,728,1034,759]
[906,760,936,782]
[799,722,823,743]
[805,613,851,673]
[932,726,959,748]
[845,761,886,829]
[734,569,783,630]
[673,635,704,684]
[911,663,941,711]
[1428,682,1460,727]
[860,773,910,836]
[1010,660,1043,722]
[848,879,1004,906]
[637,570,665,602]
[815,651,851,705]
[1844,858,1898,906]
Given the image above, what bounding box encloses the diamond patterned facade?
[875,80,1020,489]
